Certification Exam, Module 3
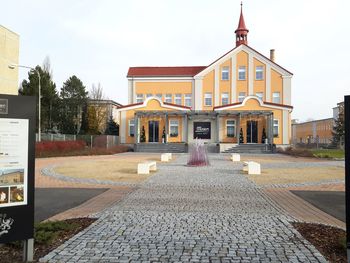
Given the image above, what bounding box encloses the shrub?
[277,147,314,157]
[36,140,86,157]
[34,221,78,245]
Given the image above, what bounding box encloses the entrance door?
[148,121,159,142]
[246,120,258,143]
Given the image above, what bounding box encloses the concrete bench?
[230,153,240,162]
[243,161,261,175]
[138,161,157,175]
[165,153,172,160]
[161,153,169,162]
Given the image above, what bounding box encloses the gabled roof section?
[195,44,293,77]
[118,97,191,111]
[127,66,207,78]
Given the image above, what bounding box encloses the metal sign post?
[345,95,350,263]
[0,94,36,262]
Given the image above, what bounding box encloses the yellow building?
[118,5,293,152]
[0,25,19,95]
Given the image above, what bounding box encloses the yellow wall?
[202,70,215,110]
[123,99,184,144]
[219,59,231,105]
[236,51,249,100]
[220,98,283,144]
[271,69,283,103]
[253,58,266,99]
[0,25,19,95]
[135,82,192,105]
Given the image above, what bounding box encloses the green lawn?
[311,149,345,159]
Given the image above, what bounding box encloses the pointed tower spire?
[235,2,249,46]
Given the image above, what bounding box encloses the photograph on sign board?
[0,187,9,204]
[10,186,24,203]
[0,169,25,207]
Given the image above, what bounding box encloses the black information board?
[0,94,36,243]
[345,96,349,252]
[193,122,211,139]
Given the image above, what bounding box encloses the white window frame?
[129,119,135,137]
[272,92,280,104]
[175,94,182,105]
[221,66,229,80]
[184,94,192,107]
[169,119,179,137]
[238,66,246,80]
[204,93,212,106]
[156,93,162,100]
[273,119,279,137]
[165,94,172,103]
[255,66,264,80]
[226,119,236,138]
[238,92,246,102]
[256,92,264,100]
[136,94,144,103]
[221,92,229,105]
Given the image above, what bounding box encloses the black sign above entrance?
[0,95,36,244]
[194,122,211,139]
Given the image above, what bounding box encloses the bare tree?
[89,83,105,100]
[87,83,108,134]
[42,55,53,77]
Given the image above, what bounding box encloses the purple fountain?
[187,139,209,166]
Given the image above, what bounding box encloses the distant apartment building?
[0,25,19,95]
[291,118,333,145]
[291,101,343,145]
[87,99,122,134]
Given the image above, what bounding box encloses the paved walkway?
[41,154,327,262]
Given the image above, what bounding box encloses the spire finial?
[235,1,249,47]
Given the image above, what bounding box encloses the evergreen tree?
[332,116,344,146]
[20,65,59,132]
[261,127,267,143]
[140,126,146,142]
[105,116,119,135]
[239,128,244,143]
[59,75,88,134]
[79,103,89,134]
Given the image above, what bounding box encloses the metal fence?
[36,133,119,148]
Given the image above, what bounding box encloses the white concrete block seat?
[230,153,240,162]
[161,153,169,162]
[138,161,157,175]
[165,153,172,160]
[243,161,261,175]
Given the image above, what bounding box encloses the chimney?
[270,49,275,62]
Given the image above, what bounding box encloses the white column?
[231,56,237,103]
[282,76,292,105]
[194,78,203,110]
[128,79,133,104]
[120,111,126,143]
[191,79,195,109]
[214,66,220,106]
[282,110,289,144]
[266,65,271,102]
[248,53,254,95]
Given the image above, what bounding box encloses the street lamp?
[9,64,41,142]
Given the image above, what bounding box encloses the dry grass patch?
[248,166,344,185]
[54,155,163,183]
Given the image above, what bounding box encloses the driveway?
[41,154,327,262]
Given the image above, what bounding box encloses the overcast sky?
[2,0,349,121]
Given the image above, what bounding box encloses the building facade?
[291,118,334,145]
[0,25,19,95]
[118,5,293,150]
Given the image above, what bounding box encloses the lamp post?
[9,64,41,142]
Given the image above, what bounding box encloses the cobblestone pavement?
[41,154,327,262]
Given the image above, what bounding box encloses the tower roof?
[235,2,249,33]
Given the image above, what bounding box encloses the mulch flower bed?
[0,218,96,263]
[292,222,346,263]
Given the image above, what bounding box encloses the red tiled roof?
[127,66,207,77]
